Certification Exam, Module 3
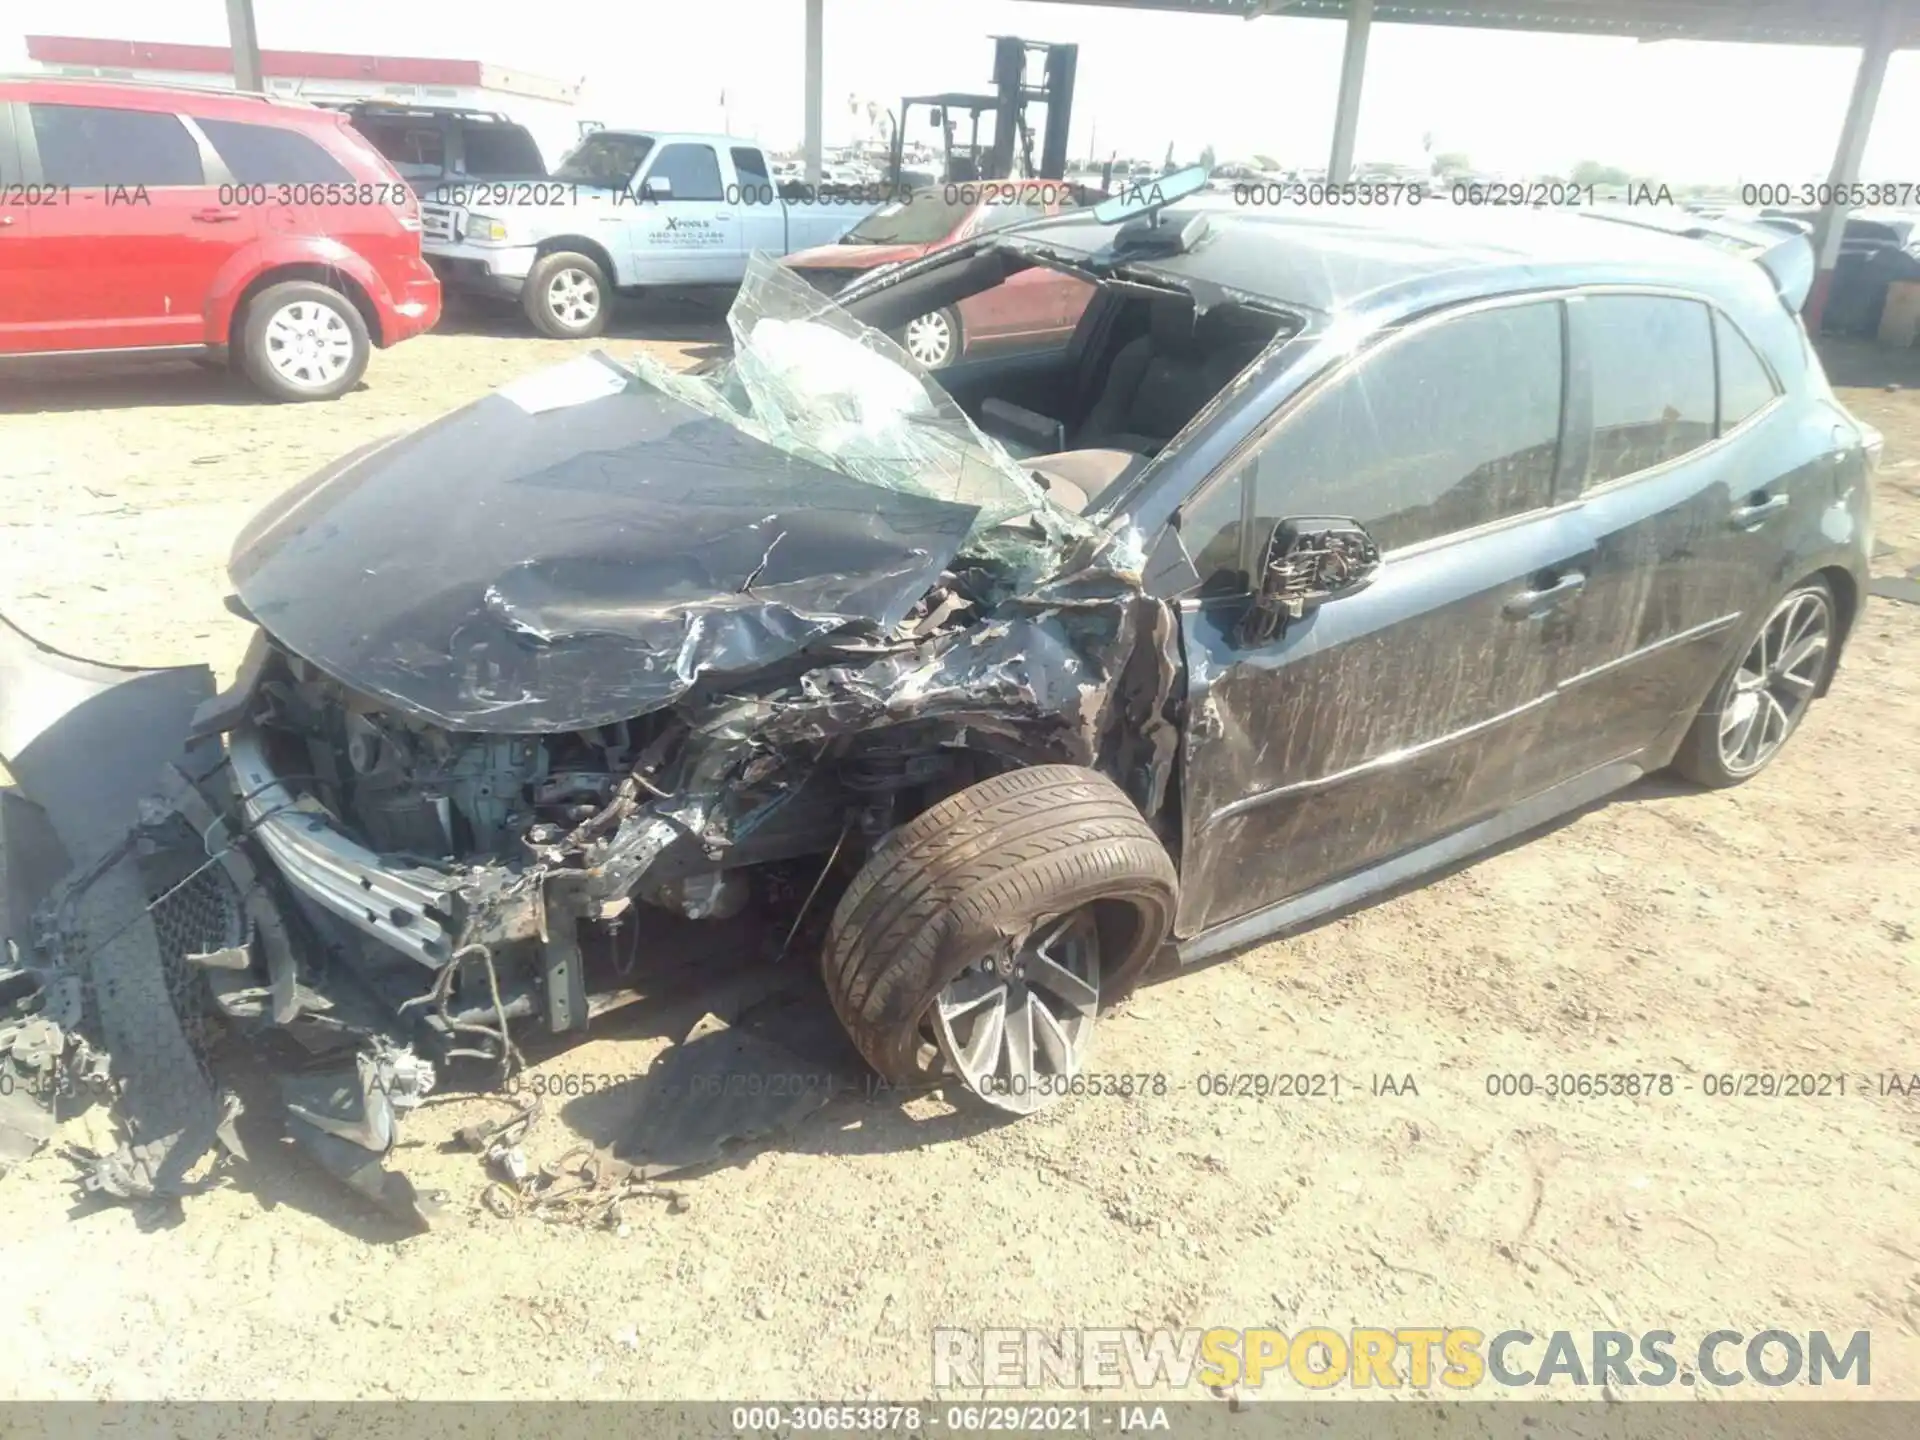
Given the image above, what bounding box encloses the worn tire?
[821,764,1178,1085]
[522,250,610,338]
[238,281,369,402]
[1669,575,1836,789]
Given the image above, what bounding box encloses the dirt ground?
[1,303,1917,1406]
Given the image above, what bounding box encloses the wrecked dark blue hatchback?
[0,190,1873,1219]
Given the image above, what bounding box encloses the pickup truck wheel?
[821,765,1177,1113]
[900,306,961,369]
[239,282,369,402]
[524,251,609,338]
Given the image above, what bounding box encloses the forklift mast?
[888,35,1077,189]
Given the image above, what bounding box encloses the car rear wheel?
[900,306,961,369]
[524,251,609,338]
[239,282,369,402]
[821,764,1177,1113]
[1670,577,1836,787]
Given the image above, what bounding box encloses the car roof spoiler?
[1577,205,1815,312]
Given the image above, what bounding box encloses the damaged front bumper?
[0,612,440,1222]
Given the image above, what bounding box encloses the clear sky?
[8,0,1919,182]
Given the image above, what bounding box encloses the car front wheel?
[821,764,1177,1114]
[239,282,369,402]
[1671,576,1836,787]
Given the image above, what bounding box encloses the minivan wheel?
[1671,577,1835,788]
[239,282,369,402]
[523,251,609,338]
[821,765,1177,1113]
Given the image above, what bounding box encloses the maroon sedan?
[784,182,1095,368]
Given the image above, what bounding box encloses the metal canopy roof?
[1037,0,1920,48]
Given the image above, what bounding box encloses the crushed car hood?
[228,355,981,732]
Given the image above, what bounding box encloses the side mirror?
[1240,517,1381,646]
[641,175,672,200]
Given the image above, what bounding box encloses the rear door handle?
[1503,570,1586,620]
[192,208,242,224]
[1729,493,1790,529]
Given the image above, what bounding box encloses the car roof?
[0,73,329,122]
[999,198,1790,317]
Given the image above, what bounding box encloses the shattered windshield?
[628,253,1102,582]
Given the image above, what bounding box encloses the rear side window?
[1715,311,1780,433]
[730,146,771,200]
[360,120,445,171]
[30,103,203,186]
[462,124,545,177]
[198,118,352,185]
[1584,295,1716,484]
[643,143,723,201]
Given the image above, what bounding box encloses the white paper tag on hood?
[497,353,632,414]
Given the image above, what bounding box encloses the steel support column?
[804,0,825,186]
[1805,0,1902,331]
[225,0,264,93]
[1327,0,1373,183]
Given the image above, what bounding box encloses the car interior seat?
[1020,302,1284,513]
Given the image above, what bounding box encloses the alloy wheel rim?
[932,910,1101,1114]
[547,268,601,328]
[1718,588,1831,775]
[264,301,354,388]
[904,311,953,367]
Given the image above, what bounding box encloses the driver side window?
[1177,299,1565,594]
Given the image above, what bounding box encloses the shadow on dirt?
[432,289,733,350]
[170,901,1007,1240]
[0,359,291,415]
[1163,769,1705,981]
[1813,333,1920,391]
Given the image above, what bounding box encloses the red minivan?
[0,77,441,401]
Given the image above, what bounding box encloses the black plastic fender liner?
[0,610,215,865]
[0,609,224,1197]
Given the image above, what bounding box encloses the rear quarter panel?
[208,115,432,343]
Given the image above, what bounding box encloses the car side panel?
[960,262,1066,342]
[1176,506,1594,937]
[8,99,259,351]
[0,103,35,344]
[203,233,395,345]
[625,143,740,284]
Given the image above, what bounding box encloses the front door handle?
[1729,493,1790,529]
[1503,570,1586,620]
[192,208,242,224]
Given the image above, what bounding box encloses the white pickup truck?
[420,130,872,337]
